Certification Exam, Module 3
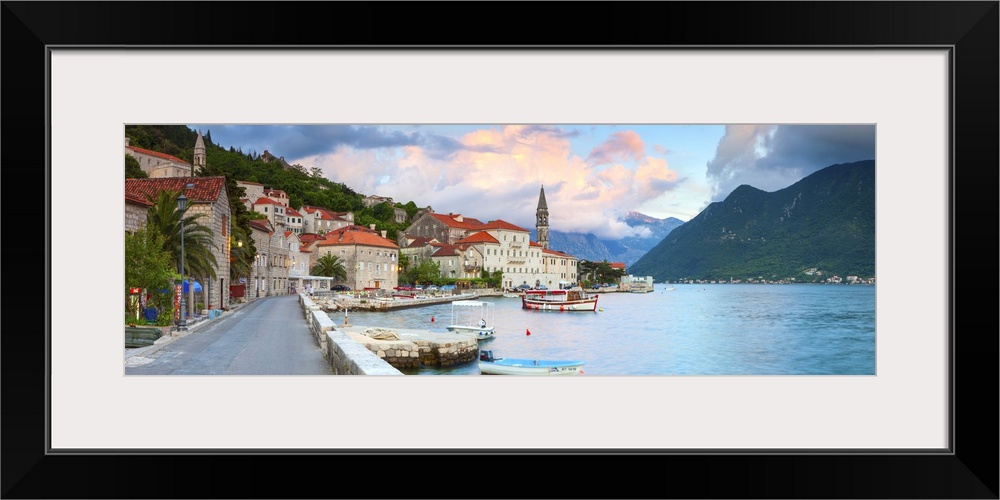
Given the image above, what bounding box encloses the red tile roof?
[610,262,626,269]
[403,235,438,247]
[124,177,226,204]
[315,228,399,249]
[126,146,190,165]
[125,192,153,206]
[455,231,500,244]
[431,244,461,257]
[428,213,486,230]
[482,219,529,232]
[248,219,272,232]
[287,208,302,217]
[253,197,283,206]
[542,248,574,258]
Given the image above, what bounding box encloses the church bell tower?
[536,185,549,249]
[193,130,206,174]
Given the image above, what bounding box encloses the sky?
[188,124,876,240]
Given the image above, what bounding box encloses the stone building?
[125,192,152,234]
[125,130,206,178]
[397,235,440,272]
[285,207,304,235]
[124,176,232,310]
[247,218,290,297]
[252,197,288,229]
[430,243,485,281]
[402,213,487,245]
[536,185,549,249]
[236,180,265,210]
[541,248,579,288]
[313,225,399,291]
[300,205,353,235]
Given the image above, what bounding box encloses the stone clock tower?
[536,185,549,249]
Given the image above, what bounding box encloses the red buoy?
[526,329,531,336]
[431,315,435,322]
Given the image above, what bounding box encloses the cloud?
[705,124,876,200]
[196,125,421,159]
[302,126,682,240]
[586,130,646,165]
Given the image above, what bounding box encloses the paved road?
[126,295,331,375]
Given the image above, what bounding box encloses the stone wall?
[125,201,147,234]
[299,294,401,375]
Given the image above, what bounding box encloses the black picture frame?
[4,2,996,498]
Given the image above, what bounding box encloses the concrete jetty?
[337,325,480,369]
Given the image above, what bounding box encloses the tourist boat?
[521,288,598,312]
[478,350,584,375]
[445,300,495,340]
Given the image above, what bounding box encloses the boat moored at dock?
[521,288,599,312]
[445,300,496,340]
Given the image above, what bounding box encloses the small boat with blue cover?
[478,350,585,375]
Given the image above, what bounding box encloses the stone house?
[252,196,288,229]
[124,176,232,311]
[300,205,353,234]
[247,218,290,297]
[285,207,304,235]
[313,225,399,291]
[403,212,487,245]
[541,248,579,288]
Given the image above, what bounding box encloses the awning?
[183,279,202,293]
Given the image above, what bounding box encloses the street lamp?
[255,253,261,297]
[176,192,188,332]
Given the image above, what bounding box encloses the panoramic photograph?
[124,123,876,376]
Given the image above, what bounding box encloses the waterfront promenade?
[125,295,330,375]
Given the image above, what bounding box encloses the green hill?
[629,160,876,283]
[124,125,423,241]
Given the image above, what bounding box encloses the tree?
[488,269,503,288]
[125,225,174,312]
[311,254,347,282]
[125,155,147,178]
[144,189,219,281]
[407,260,441,286]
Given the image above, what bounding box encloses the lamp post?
[255,253,261,298]
[176,192,188,331]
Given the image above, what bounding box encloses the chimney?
[124,136,130,147]
[369,224,376,231]
[381,230,387,238]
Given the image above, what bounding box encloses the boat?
[478,350,584,375]
[501,292,520,298]
[445,300,495,340]
[521,288,599,312]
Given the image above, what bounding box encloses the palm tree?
[311,254,347,283]
[145,189,219,281]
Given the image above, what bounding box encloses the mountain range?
[531,211,685,267]
[629,159,876,282]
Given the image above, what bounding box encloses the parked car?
[439,284,456,291]
[425,285,439,291]
[331,284,351,291]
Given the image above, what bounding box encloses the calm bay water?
[334,283,876,376]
